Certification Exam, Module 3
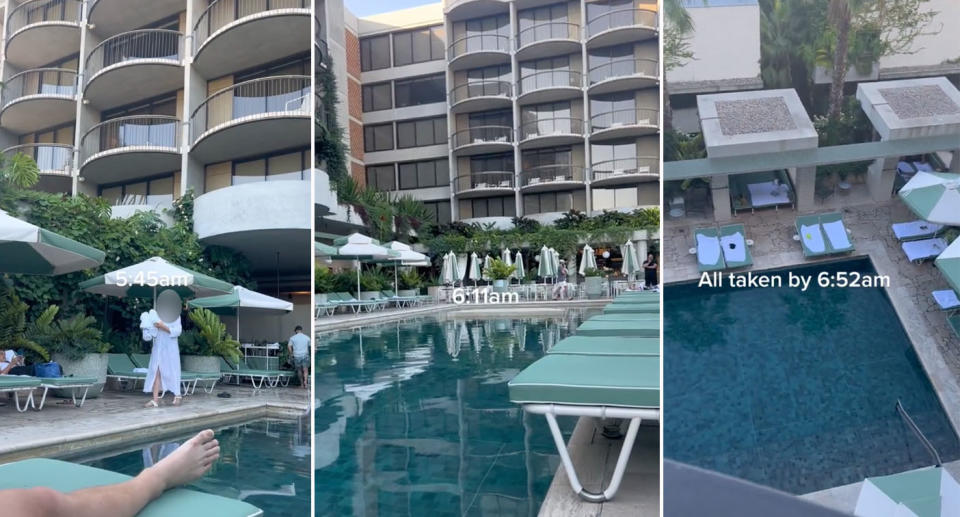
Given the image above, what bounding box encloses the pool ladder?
[896,399,942,467]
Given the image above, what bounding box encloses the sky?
[345,0,438,17]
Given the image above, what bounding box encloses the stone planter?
[492,279,507,293]
[584,276,604,299]
[182,355,220,374]
[398,289,417,298]
[52,352,108,398]
[316,293,328,304]
[360,290,381,300]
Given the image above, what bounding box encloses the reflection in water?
[314,312,595,517]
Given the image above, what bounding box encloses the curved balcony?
[520,164,585,193]
[516,22,581,61]
[0,68,77,134]
[517,70,583,105]
[88,0,184,36]
[193,0,310,77]
[586,7,658,49]
[84,29,185,109]
[591,157,659,187]
[449,80,512,114]
[448,34,510,71]
[3,144,72,177]
[590,107,659,141]
[80,115,181,184]
[6,0,82,68]
[454,172,515,198]
[588,58,659,95]
[190,75,311,163]
[519,117,584,149]
[452,126,514,156]
[445,0,509,22]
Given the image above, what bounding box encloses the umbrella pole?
[356,260,362,297]
[395,264,399,293]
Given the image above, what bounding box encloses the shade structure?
[468,252,482,285]
[333,233,392,296]
[854,466,960,517]
[621,240,642,279]
[456,253,468,283]
[78,256,233,299]
[501,248,513,266]
[899,172,960,226]
[481,255,492,281]
[370,241,428,292]
[579,244,597,276]
[440,252,459,285]
[513,250,525,282]
[537,246,556,279]
[0,209,105,275]
[314,241,338,256]
[188,286,293,341]
[549,248,560,278]
[935,237,960,295]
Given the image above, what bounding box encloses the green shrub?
[184,308,241,363]
[398,270,422,290]
[30,304,109,361]
[315,266,334,293]
[484,258,516,280]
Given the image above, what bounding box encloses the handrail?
[85,29,184,82]
[520,164,585,186]
[2,68,77,108]
[81,115,180,162]
[2,143,72,174]
[190,75,310,142]
[449,80,511,104]
[194,0,308,52]
[454,171,514,193]
[520,117,584,140]
[517,69,582,95]
[586,7,658,38]
[7,0,82,38]
[588,57,658,85]
[591,157,659,180]
[452,125,513,148]
[591,107,659,131]
[896,399,942,467]
[448,33,510,60]
[517,21,580,48]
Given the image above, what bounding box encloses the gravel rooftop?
[716,97,797,135]
[879,85,960,119]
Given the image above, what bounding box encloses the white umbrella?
[549,248,560,280]
[579,244,597,276]
[376,241,428,293]
[468,252,482,285]
[898,171,960,226]
[188,286,293,342]
[456,253,468,285]
[440,252,459,285]
[537,246,555,279]
[621,240,642,279]
[855,466,960,517]
[501,248,513,266]
[481,255,493,281]
[334,233,392,296]
[79,256,233,302]
[513,250,525,283]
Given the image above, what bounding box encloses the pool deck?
[0,383,309,464]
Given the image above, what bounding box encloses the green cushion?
[548,336,659,356]
[0,375,41,388]
[610,297,659,305]
[130,354,152,369]
[37,377,98,386]
[578,318,659,337]
[587,314,660,324]
[509,354,659,408]
[604,304,659,314]
[0,458,262,517]
[107,353,141,376]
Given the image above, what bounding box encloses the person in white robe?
[143,289,183,408]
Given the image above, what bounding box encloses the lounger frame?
[0,386,35,412]
[34,381,95,410]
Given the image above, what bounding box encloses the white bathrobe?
[143,317,182,397]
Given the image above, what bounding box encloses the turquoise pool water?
[78,418,311,515]
[664,258,960,494]
[314,312,596,516]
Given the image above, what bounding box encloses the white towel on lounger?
[800,224,826,253]
[822,221,851,250]
[720,232,746,263]
[697,234,721,266]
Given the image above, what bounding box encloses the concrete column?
[793,166,816,212]
[711,174,731,221]
[950,149,960,173]
[866,155,896,202]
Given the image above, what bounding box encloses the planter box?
[182,355,220,374]
[492,279,507,293]
[584,276,604,299]
[52,352,108,398]
[359,291,380,301]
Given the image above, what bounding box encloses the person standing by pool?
[643,253,659,289]
[288,325,310,389]
[143,290,184,408]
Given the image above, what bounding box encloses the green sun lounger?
[796,212,854,257]
[695,227,725,272]
[0,375,41,412]
[218,358,282,390]
[578,318,659,337]
[549,336,659,356]
[106,353,147,391]
[819,212,854,254]
[130,354,221,395]
[587,314,660,325]
[719,223,753,269]
[33,376,99,410]
[604,302,660,314]
[238,358,295,388]
[0,458,263,517]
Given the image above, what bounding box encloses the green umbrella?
[78,256,233,300]
[0,209,105,275]
[935,237,960,294]
[621,241,642,279]
[898,172,960,226]
[315,241,338,256]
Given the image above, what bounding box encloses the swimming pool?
[78,417,311,515]
[664,257,960,494]
[314,311,596,516]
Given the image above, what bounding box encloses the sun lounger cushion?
[603,305,660,316]
[37,376,98,386]
[588,314,660,323]
[696,233,722,267]
[0,375,42,389]
[107,354,146,377]
[578,318,659,337]
[720,231,746,264]
[902,238,948,263]
[747,181,790,207]
[799,223,826,254]
[892,221,943,241]
[508,354,659,408]
[933,290,960,310]
[822,220,852,251]
[548,336,659,356]
[0,458,263,517]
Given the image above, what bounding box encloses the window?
[467,196,515,218]
[398,158,449,189]
[396,116,446,149]
[423,200,451,225]
[522,146,572,169]
[591,139,637,171]
[99,175,175,205]
[464,14,510,53]
[232,150,308,185]
[234,55,310,82]
[518,3,569,44]
[394,74,445,108]
[592,186,639,210]
[362,82,392,112]
[468,110,511,128]
[366,164,396,191]
[521,101,573,137]
[393,26,445,66]
[588,44,637,83]
[519,55,571,92]
[464,64,511,97]
[523,191,584,214]
[590,91,637,128]
[471,152,513,173]
[360,35,390,71]
[364,123,395,152]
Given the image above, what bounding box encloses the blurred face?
[156,290,182,323]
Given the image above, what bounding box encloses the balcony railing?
[520,117,584,141]
[194,0,308,52]
[7,0,82,39]
[191,75,310,142]
[520,164,585,187]
[591,157,659,180]
[455,172,514,193]
[452,126,513,149]
[518,22,580,48]
[85,29,184,82]
[587,7,658,38]
[448,33,510,60]
[517,69,582,95]
[589,58,658,85]
[449,80,511,105]
[3,144,72,175]
[81,115,180,161]
[2,68,77,108]
[591,107,658,131]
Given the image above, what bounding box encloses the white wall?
[878,0,960,74]
[667,4,761,87]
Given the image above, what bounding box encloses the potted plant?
[359,269,386,300]
[485,258,516,293]
[398,269,422,298]
[32,305,111,397]
[0,285,51,364]
[315,266,334,304]
[181,307,242,373]
[583,267,606,299]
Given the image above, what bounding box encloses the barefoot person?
[288,326,310,389]
[2,430,220,517]
[143,290,184,408]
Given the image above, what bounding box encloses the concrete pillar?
[711,174,732,221]
[950,150,960,173]
[866,155,897,202]
[793,166,816,212]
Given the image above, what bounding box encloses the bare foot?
[146,430,220,491]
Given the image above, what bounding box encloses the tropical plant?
[30,304,109,361]
[398,269,422,291]
[316,53,348,183]
[359,269,389,292]
[0,282,50,362]
[553,210,588,230]
[314,266,334,294]
[0,152,39,204]
[185,308,241,363]
[484,258,516,281]
[511,216,541,233]
[393,195,433,237]
[583,268,606,278]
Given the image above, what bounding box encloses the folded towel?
[800,224,826,253]
[933,290,960,310]
[720,232,746,263]
[696,233,721,266]
[133,368,149,374]
[822,220,851,250]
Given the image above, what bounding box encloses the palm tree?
[0,152,40,193]
[663,0,696,131]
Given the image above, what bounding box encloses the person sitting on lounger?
[1,429,220,517]
[0,349,30,376]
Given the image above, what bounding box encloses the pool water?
[664,258,960,494]
[80,418,311,515]
[314,311,596,516]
